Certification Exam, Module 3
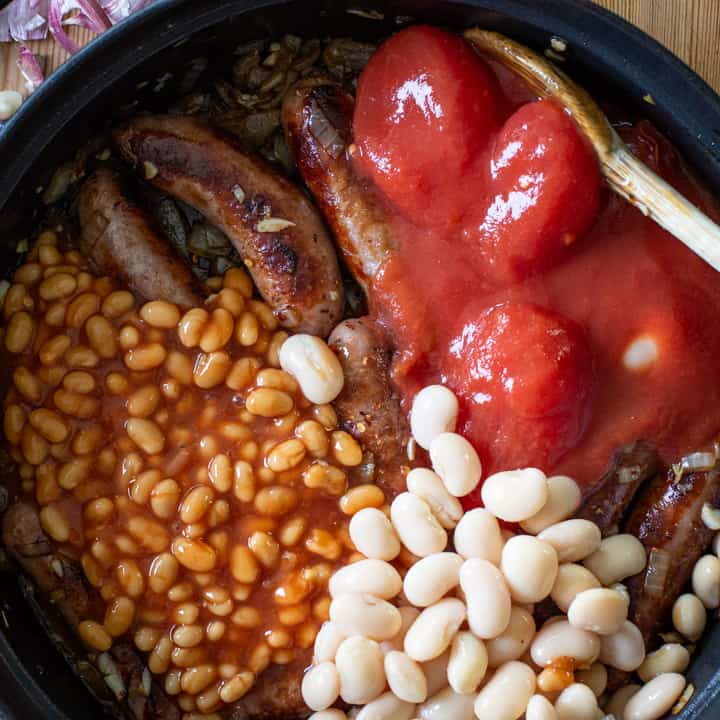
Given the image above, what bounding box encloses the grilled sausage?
[575,441,659,536]
[329,317,413,498]
[622,464,720,644]
[282,78,398,291]
[113,115,344,337]
[78,168,204,308]
[2,502,179,720]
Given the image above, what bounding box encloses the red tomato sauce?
[352,26,720,496]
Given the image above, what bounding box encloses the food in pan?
[2,23,720,720]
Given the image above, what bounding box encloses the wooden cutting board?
[0,0,719,94]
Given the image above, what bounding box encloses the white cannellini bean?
[554,683,598,720]
[525,695,558,720]
[429,432,482,497]
[481,468,548,522]
[500,536,558,603]
[537,520,601,563]
[330,594,402,641]
[447,631,488,694]
[691,554,720,608]
[335,636,385,705]
[567,587,628,635]
[551,563,601,613]
[714,531,720,557]
[520,475,581,535]
[403,552,463,607]
[349,507,401,561]
[485,606,536,667]
[406,468,463,529]
[623,673,686,720]
[0,91,22,121]
[391,492,447,557]
[329,559,402,599]
[531,620,600,668]
[309,711,347,720]
[598,620,645,671]
[672,593,707,641]
[301,662,340,711]
[404,598,466,662]
[582,534,647,585]
[605,684,641,718]
[380,606,421,655]
[313,621,345,663]
[637,643,690,682]
[574,662,607,697]
[459,558,511,639]
[384,650,428,703]
[474,660,536,720]
[279,334,344,404]
[453,508,504,564]
[418,686,475,720]
[410,385,459,450]
[355,691,416,720]
[421,651,450,698]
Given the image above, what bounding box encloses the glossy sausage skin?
[282,78,397,291]
[78,168,205,308]
[2,502,180,720]
[329,317,412,498]
[113,115,344,337]
[623,464,720,644]
[575,440,659,536]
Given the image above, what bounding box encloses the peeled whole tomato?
[463,99,602,284]
[354,27,602,283]
[447,301,594,490]
[353,25,503,227]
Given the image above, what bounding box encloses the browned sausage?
[282,78,397,291]
[575,441,659,536]
[2,502,179,720]
[78,168,204,309]
[113,115,344,337]
[622,464,720,644]
[329,317,413,498]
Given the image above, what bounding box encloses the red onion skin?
[17,43,45,91]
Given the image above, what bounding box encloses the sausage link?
[282,78,397,291]
[78,168,204,309]
[575,440,659,535]
[2,502,179,720]
[329,317,412,498]
[113,115,344,337]
[622,464,720,644]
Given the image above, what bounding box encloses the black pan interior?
[1,1,720,717]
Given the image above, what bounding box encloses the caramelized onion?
[643,548,671,597]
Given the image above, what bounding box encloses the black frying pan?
[1,1,720,718]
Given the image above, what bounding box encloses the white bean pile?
[300,384,713,720]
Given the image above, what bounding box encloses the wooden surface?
[0,1,720,94]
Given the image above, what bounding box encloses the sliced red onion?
[17,43,45,91]
[99,0,152,24]
[48,0,79,54]
[0,0,149,48]
[63,0,111,32]
[7,0,50,41]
